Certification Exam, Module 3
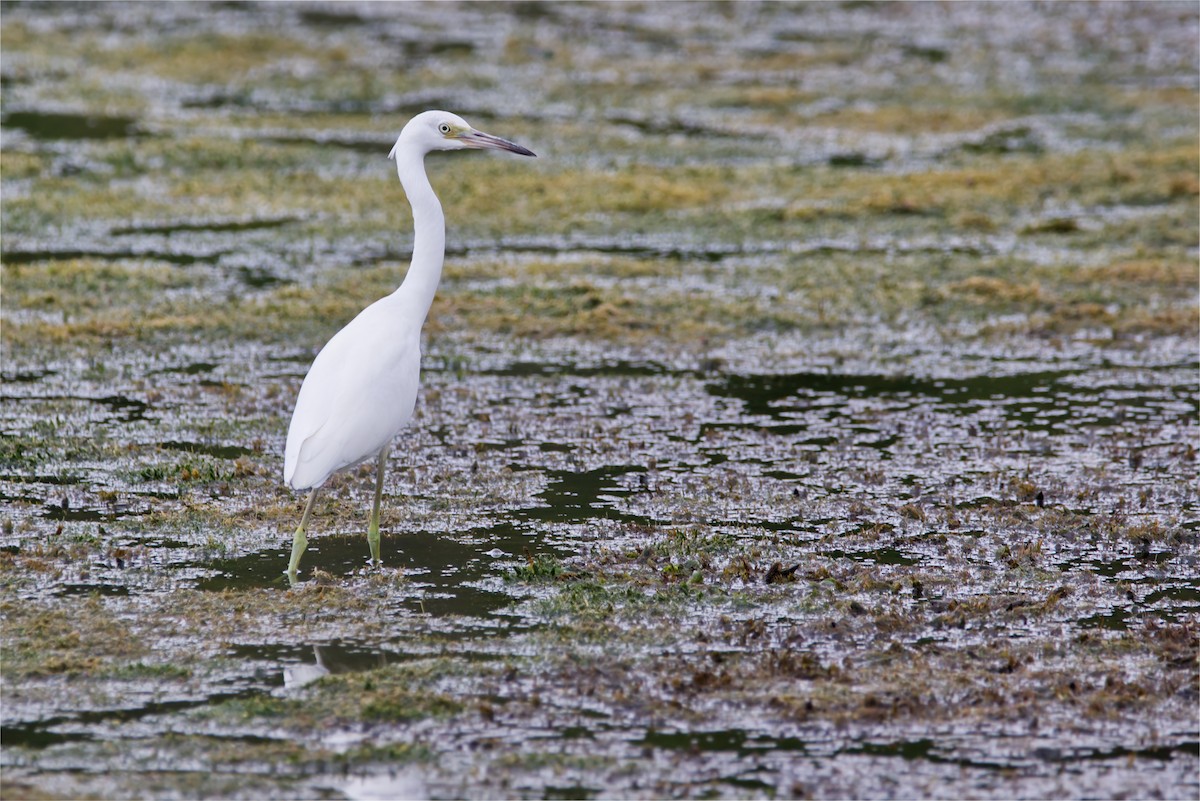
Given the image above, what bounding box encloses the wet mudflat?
[2,2,1198,798]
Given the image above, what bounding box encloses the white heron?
[283,110,535,579]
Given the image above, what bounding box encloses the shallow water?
[2,1,1198,799]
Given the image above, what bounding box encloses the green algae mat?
[2,2,1197,798]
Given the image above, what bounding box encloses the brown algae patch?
[0,594,145,679]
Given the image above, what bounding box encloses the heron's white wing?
[284,300,421,489]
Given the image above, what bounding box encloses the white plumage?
[282,110,535,579]
[284,299,421,490]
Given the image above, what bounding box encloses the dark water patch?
[221,638,498,691]
[198,378,242,390]
[95,395,150,422]
[0,724,92,749]
[710,368,1200,434]
[842,737,1055,772]
[1034,742,1200,762]
[0,71,30,89]
[180,91,255,111]
[723,776,778,793]
[3,110,142,141]
[110,217,297,236]
[481,359,671,380]
[1,246,223,267]
[464,239,746,263]
[542,785,597,800]
[1078,609,1130,631]
[956,496,1016,510]
[959,124,1046,155]
[521,466,649,526]
[459,235,997,263]
[43,502,145,522]
[640,727,810,756]
[557,724,598,741]
[641,727,750,753]
[851,738,935,760]
[829,152,883,168]
[230,638,510,697]
[1,369,56,383]
[238,266,289,288]
[127,535,191,550]
[0,472,85,486]
[258,133,393,154]
[700,419,834,441]
[228,639,408,675]
[364,239,755,266]
[156,361,219,376]
[1060,553,1178,580]
[266,350,324,367]
[127,488,181,503]
[299,8,369,27]
[196,526,543,623]
[370,233,999,265]
[903,43,951,63]
[55,582,130,598]
[475,437,524,453]
[607,111,768,141]
[195,547,312,592]
[182,92,470,118]
[841,738,1016,770]
[1143,585,1200,606]
[1,689,264,750]
[406,39,476,58]
[821,546,918,566]
[711,370,1078,417]
[159,440,254,460]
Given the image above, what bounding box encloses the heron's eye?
[438,123,452,135]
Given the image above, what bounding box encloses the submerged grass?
[0,594,145,678]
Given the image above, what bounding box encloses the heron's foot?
[288,526,308,576]
[367,525,381,565]
[284,568,300,587]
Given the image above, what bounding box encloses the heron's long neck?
[395,149,445,324]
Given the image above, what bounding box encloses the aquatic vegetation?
[2,2,1197,799]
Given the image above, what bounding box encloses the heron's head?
[390,110,536,159]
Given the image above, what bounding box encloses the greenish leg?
[367,446,388,565]
[287,488,318,579]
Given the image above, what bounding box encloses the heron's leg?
[367,446,389,564]
[287,488,318,580]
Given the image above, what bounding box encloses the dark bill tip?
[467,130,537,157]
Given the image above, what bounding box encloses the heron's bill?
[463,129,536,157]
